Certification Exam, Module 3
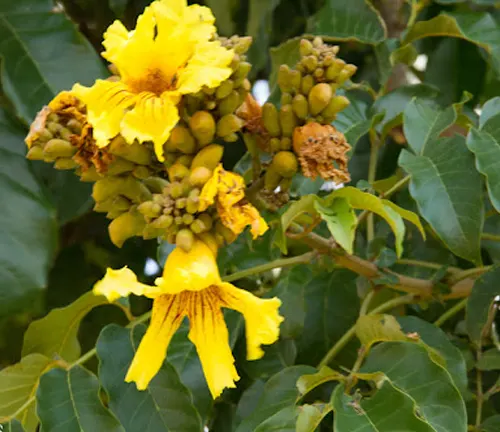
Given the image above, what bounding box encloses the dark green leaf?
[467,113,500,212]
[403,13,500,75]
[254,405,298,432]
[297,270,359,366]
[1,420,25,432]
[0,108,57,317]
[476,348,500,370]
[480,97,500,128]
[397,316,468,395]
[36,366,123,432]
[306,0,386,44]
[482,415,500,432]
[235,365,315,432]
[205,0,235,35]
[0,0,108,123]
[96,324,202,432]
[399,135,483,263]
[332,380,435,431]
[465,266,500,345]
[360,342,467,432]
[242,339,297,380]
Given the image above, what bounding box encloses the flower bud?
[269,137,281,153]
[280,137,292,150]
[186,196,200,214]
[138,201,162,218]
[308,83,333,115]
[108,136,153,165]
[191,144,224,171]
[175,197,187,209]
[301,75,314,95]
[271,151,298,178]
[279,104,297,137]
[189,166,213,186]
[176,154,194,167]
[189,111,216,145]
[289,70,302,91]
[262,103,281,137]
[26,146,45,161]
[54,157,78,170]
[182,213,195,225]
[321,95,350,118]
[281,92,293,106]
[167,163,190,181]
[278,65,293,92]
[67,119,82,134]
[337,64,357,84]
[234,62,252,80]
[264,167,282,191]
[292,94,309,119]
[217,114,244,139]
[302,55,318,72]
[219,91,241,116]
[43,138,76,158]
[143,177,169,194]
[216,80,234,99]
[106,158,135,176]
[215,221,237,244]
[132,166,153,179]
[150,214,174,229]
[326,59,346,81]
[198,232,219,255]
[108,211,146,247]
[299,39,313,57]
[176,229,195,252]
[169,126,197,154]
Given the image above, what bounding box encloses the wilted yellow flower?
[73,0,233,161]
[94,240,283,398]
[199,165,268,238]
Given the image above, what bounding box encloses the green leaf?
[482,415,500,432]
[360,342,467,432]
[96,324,202,432]
[315,198,357,254]
[355,314,411,351]
[372,85,440,140]
[0,354,52,431]
[397,316,468,395]
[403,96,470,156]
[296,403,332,432]
[0,108,57,317]
[280,195,317,239]
[235,365,315,432]
[466,113,500,212]
[255,405,299,432]
[465,266,500,345]
[332,380,435,431]
[399,135,484,264]
[403,13,500,75]
[306,0,386,44]
[480,97,500,128]
[36,366,123,432]
[0,0,108,123]
[1,420,25,432]
[297,270,360,366]
[296,366,344,396]
[205,0,235,35]
[476,348,500,370]
[242,339,297,380]
[267,265,312,339]
[22,292,120,362]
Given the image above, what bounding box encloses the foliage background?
[1,0,500,431]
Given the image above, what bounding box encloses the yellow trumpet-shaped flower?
[94,240,283,398]
[199,165,269,239]
[73,0,233,161]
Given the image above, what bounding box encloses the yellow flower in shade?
[72,0,233,161]
[94,240,283,398]
[199,165,269,239]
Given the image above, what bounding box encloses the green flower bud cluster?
[182,36,252,142]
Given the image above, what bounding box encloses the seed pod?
[191,144,224,171]
[43,138,75,158]
[292,94,309,119]
[216,80,234,99]
[217,114,244,138]
[278,65,293,92]
[189,111,216,145]
[322,95,350,118]
[108,136,152,165]
[299,39,313,57]
[219,91,241,116]
[143,177,169,193]
[325,59,346,81]
[234,62,251,80]
[280,137,292,151]
[281,92,293,106]
[337,64,357,84]
[108,210,146,247]
[264,167,282,191]
[301,74,314,96]
[138,201,162,218]
[198,232,218,255]
[269,137,281,153]
[54,158,78,170]
[169,126,197,154]
[168,163,190,181]
[176,229,195,252]
[271,151,298,178]
[26,146,45,161]
[262,103,281,137]
[279,104,298,137]
[308,83,333,116]
[189,166,213,187]
[106,158,136,176]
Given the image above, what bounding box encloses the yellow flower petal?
[218,282,283,360]
[120,93,179,161]
[199,165,245,212]
[199,165,222,211]
[186,288,239,398]
[155,240,221,294]
[125,294,185,390]
[72,80,136,147]
[93,267,162,301]
[219,203,269,239]
[101,20,130,66]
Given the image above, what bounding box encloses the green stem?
[367,131,380,242]
[318,294,416,368]
[359,290,376,316]
[481,232,500,242]
[222,252,315,282]
[396,258,461,274]
[448,266,492,285]
[434,298,467,327]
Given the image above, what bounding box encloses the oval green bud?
[299,39,313,57]
[271,151,298,178]
[189,111,216,145]
[186,196,200,214]
[132,166,152,179]
[326,59,346,81]
[26,146,45,161]
[182,213,195,225]
[108,211,145,248]
[289,70,302,91]
[234,62,252,80]
[138,201,162,218]
[278,64,293,92]
[280,137,292,151]
[189,166,212,187]
[169,126,197,154]
[281,92,293,106]
[337,64,357,84]
[151,214,174,229]
[308,83,333,115]
[262,103,281,137]
[106,157,136,176]
[218,91,241,116]
[279,104,298,137]
[302,55,318,72]
[216,80,234,100]
[322,95,350,118]
[66,119,82,134]
[43,138,75,158]
[109,136,152,165]
[216,114,244,138]
[168,163,190,181]
[269,137,281,153]
[54,157,78,170]
[264,167,282,191]
[292,94,309,119]
[191,144,224,171]
[300,74,314,96]
[176,229,195,252]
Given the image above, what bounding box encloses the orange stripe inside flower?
[72,0,234,162]
[94,240,283,398]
